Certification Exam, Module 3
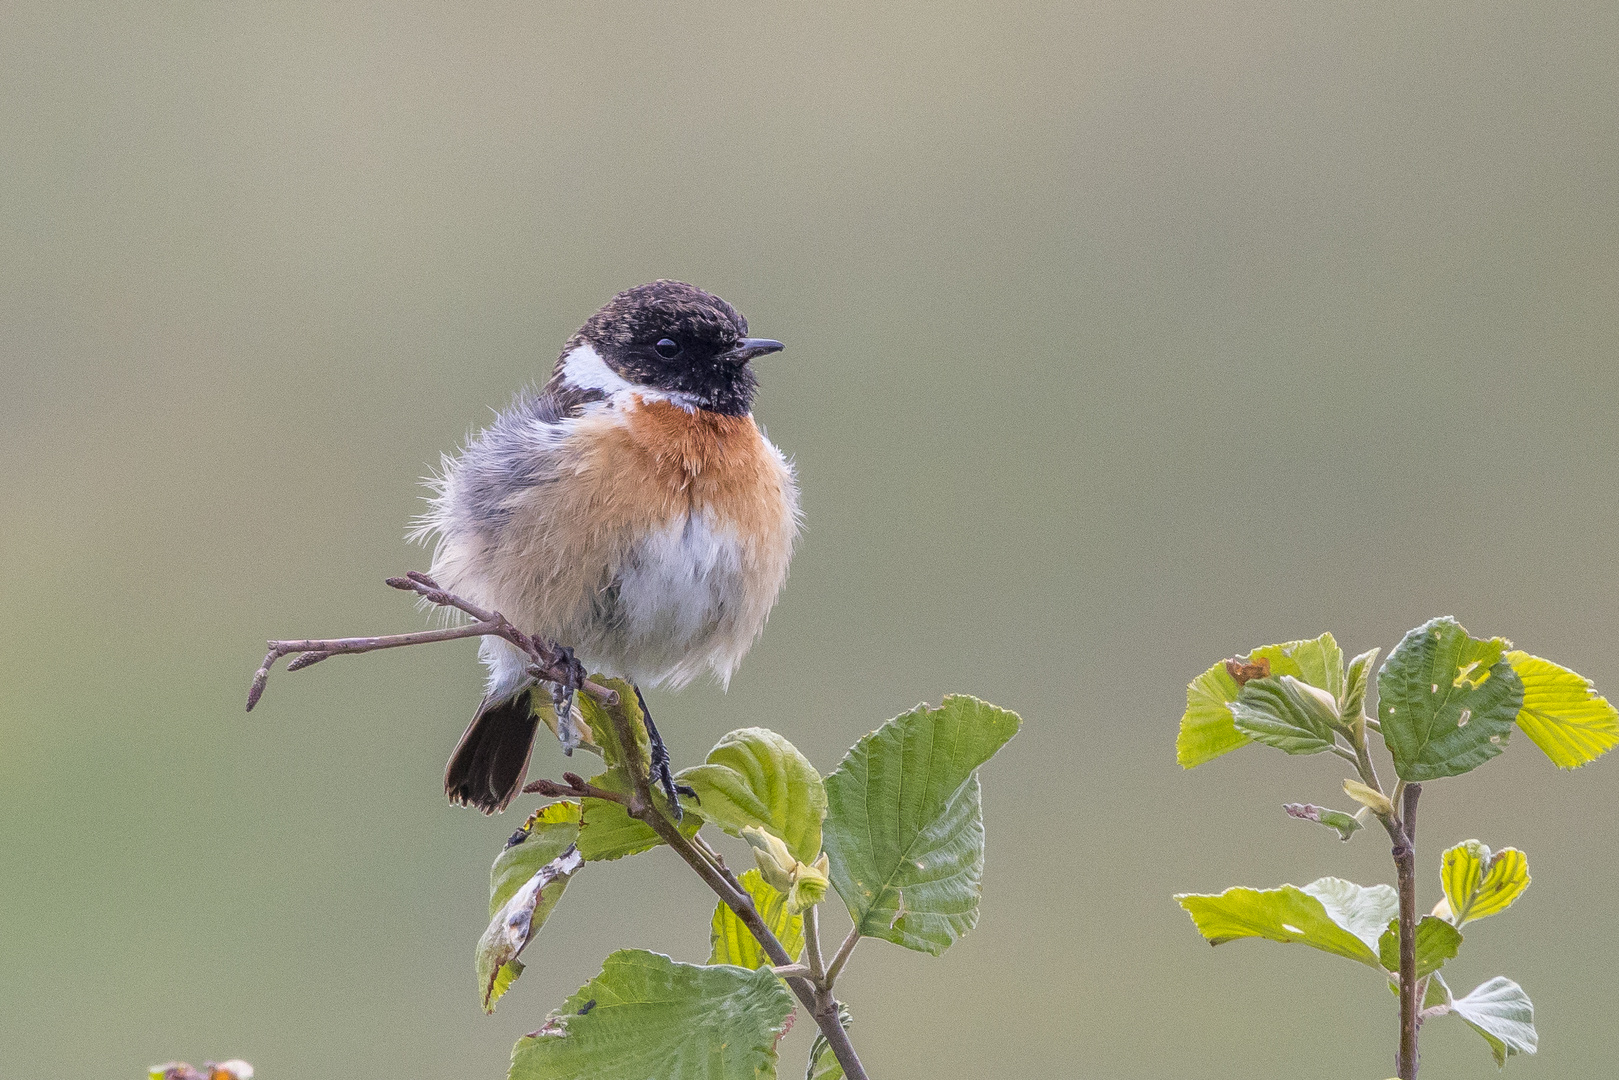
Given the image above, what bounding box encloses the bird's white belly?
[584,509,755,688]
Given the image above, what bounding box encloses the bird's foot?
[547,646,589,756]
[634,685,690,819]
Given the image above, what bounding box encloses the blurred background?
[4,2,1618,1077]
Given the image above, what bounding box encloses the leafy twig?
[597,691,871,1080]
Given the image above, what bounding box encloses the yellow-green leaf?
[708,869,804,969]
[1438,840,1529,927]
[1507,651,1619,769]
[1175,877,1395,969]
[1177,634,1344,768]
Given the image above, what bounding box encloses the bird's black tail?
[444,689,539,814]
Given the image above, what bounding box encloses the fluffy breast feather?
[423,394,798,689]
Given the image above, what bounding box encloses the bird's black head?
[563,280,783,416]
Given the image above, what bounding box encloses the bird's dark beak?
[724,338,785,362]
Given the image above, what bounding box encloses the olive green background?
[4,3,1617,1077]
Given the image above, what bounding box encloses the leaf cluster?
[1174,617,1615,1071]
[473,689,1020,1080]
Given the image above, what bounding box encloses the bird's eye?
[654,338,682,359]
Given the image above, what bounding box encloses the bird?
[414,281,800,814]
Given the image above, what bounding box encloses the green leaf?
[1450,975,1538,1066]
[1283,803,1363,841]
[508,949,794,1080]
[574,677,651,779]
[1378,617,1524,781]
[478,846,584,1013]
[709,869,805,969]
[678,728,828,863]
[1175,877,1395,969]
[805,1003,852,1080]
[1230,676,1343,755]
[822,695,1021,955]
[1176,633,1345,768]
[1377,915,1462,978]
[1342,647,1381,725]
[1507,651,1619,769]
[576,772,698,862]
[1438,840,1529,927]
[492,802,582,916]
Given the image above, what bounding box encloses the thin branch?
[804,905,827,985]
[597,695,869,1080]
[1395,782,1423,1080]
[1329,744,1359,764]
[772,964,811,979]
[823,926,861,989]
[245,572,618,711]
[1351,733,1384,798]
[522,772,627,804]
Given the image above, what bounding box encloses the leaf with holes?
[1176,877,1395,969]
[477,846,584,1013]
[1435,840,1529,927]
[709,869,804,969]
[1177,633,1344,768]
[822,696,1021,955]
[1377,618,1523,781]
[677,728,827,863]
[491,802,582,915]
[1507,651,1619,769]
[507,950,793,1080]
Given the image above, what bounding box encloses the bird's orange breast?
[567,398,795,543]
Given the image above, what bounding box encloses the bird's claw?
[547,645,588,756]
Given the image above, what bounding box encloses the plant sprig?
[1174,619,1618,1077]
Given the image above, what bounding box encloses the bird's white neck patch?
[558,342,635,396]
[557,342,702,412]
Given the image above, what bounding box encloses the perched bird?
[415,281,799,813]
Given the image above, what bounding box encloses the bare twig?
[596,693,869,1080]
[245,572,618,711]
[522,772,627,804]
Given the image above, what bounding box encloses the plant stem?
[1394,782,1422,1080]
[823,927,861,988]
[602,694,869,1080]
[804,904,827,984]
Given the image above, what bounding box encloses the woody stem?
[601,697,867,1080]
